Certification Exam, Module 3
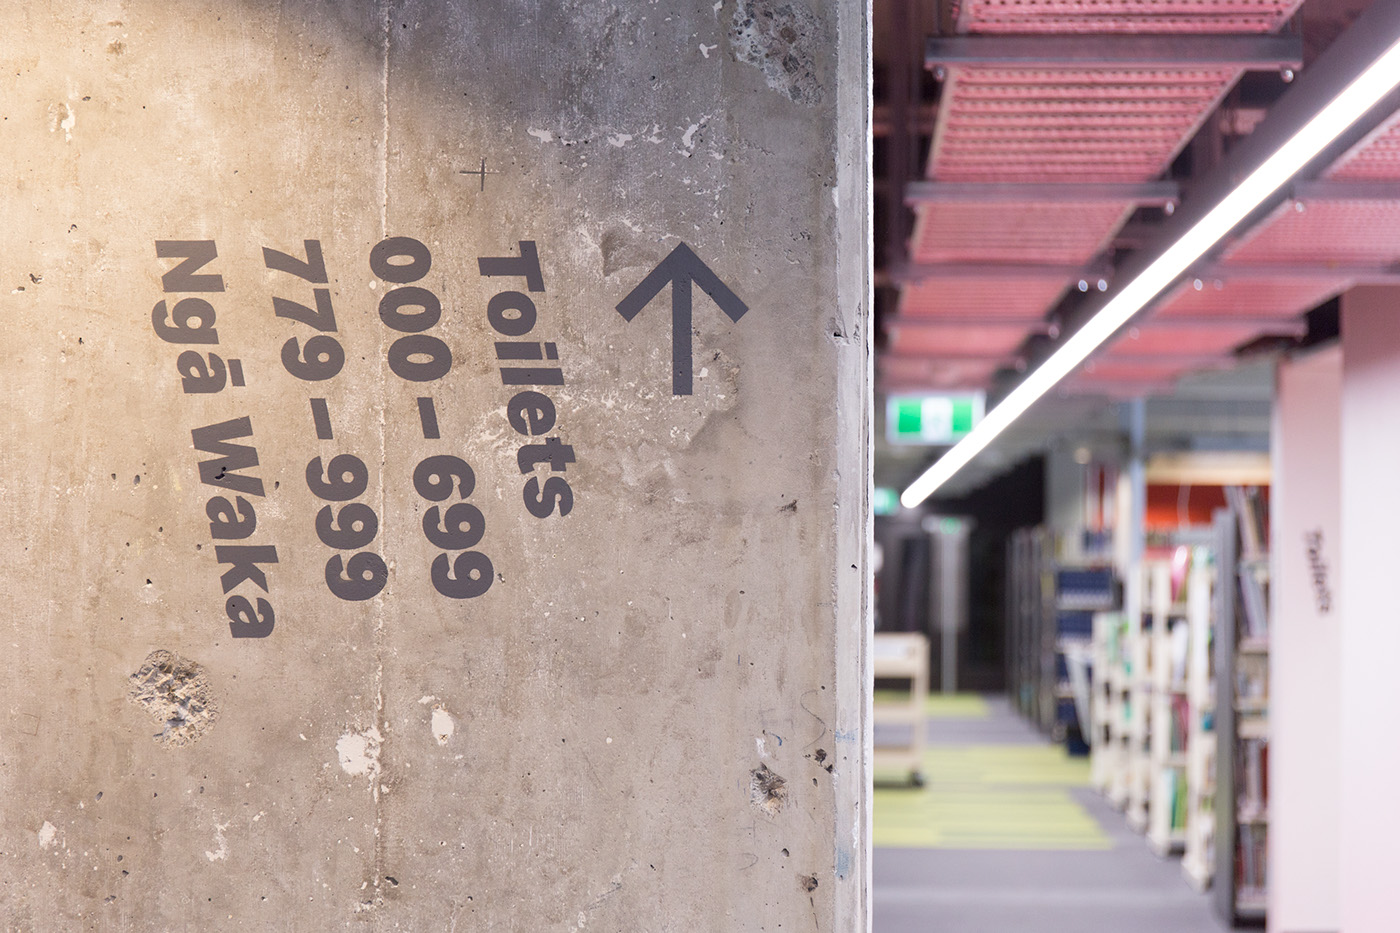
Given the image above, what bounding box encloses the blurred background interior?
[868,1,1392,931]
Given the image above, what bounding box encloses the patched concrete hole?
[749,763,787,816]
[128,650,218,747]
[729,0,824,105]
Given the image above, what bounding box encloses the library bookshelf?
[1146,558,1191,856]
[1180,548,1216,891]
[1212,491,1271,925]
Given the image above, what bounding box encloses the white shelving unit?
[872,632,929,786]
[1181,548,1217,890]
[1124,561,1157,834]
[1213,493,1271,925]
[1147,559,1191,856]
[1089,609,1125,797]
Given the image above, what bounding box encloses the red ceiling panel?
[1225,199,1400,266]
[899,276,1069,321]
[877,355,1001,391]
[910,201,1132,264]
[931,68,1237,182]
[955,0,1306,34]
[900,0,1310,394]
[1150,275,1348,319]
[1074,359,1199,384]
[1111,324,1263,356]
[888,323,1033,358]
[1326,109,1400,181]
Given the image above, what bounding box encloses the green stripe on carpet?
[874,745,1111,850]
[873,691,990,718]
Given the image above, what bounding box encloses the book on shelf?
[1224,485,1269,559]
[1169,618,1190,686]
[1237,737,1269,818]
[1173,772,1188,831]
[1235,655,1268,705]
[1237,563,1270,639]
[1170,694,1190,753]
[1236,823,1269,899]
[1170,545,1191,604]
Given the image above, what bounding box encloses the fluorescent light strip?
[901,34,1400,509]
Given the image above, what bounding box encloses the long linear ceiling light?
[901,33,1400,509]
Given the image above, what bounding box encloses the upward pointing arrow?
[616,242,749,396]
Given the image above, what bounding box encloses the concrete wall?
[1270,347,1341,933]
[0,2,870,928]
[1340,288,1400,932]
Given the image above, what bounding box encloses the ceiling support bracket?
[925,34,1304,71]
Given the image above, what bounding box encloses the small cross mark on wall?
[460,158,500,191]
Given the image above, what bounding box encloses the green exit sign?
[886,393,985,445]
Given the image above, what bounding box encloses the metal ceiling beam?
[882,349,1020,363]
[888,315,1051,330]
[905,181,1179,205]
[1093,351,1238,365]
[896,262,1111,283]
[900,259,1400,287]
[1290,179,1400,201]
[925,34,1304,71]
[1140,316,1308,336]
[1194,262,1400,283]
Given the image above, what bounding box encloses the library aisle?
[874,695,1231,933]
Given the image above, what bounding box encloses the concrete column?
[0,2,870,928]
[1270,347,1341,932]
[1340,288,1400,931]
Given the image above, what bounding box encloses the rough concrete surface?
[0,1,869,930]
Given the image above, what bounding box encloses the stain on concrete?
[47,102,75,142]
[729,1,824,105]
[430,705,455,745]
[600,228,655,278]
[337,726,383,778]
[127,650,218,747]
[749,763,788,816]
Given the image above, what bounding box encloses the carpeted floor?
[873,694,1236,933]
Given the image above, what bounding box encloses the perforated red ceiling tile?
[910,201,1133,264]
[903,0,1308,391]
[899,276,1069,322]
[1225,200,1400,266]
[877,356,1000,391]
[1326,109,1400,181]
[1111,324,1263,356]
[889,323,1032,359]
[1151,276,1349,319]
[1074,359,1198,384]
[931,68,1238,182]
[956,0,1306,34]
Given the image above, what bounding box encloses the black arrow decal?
[616,242,749,396]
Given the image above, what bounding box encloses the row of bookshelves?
[1076,490,1270,926]
[1005,529,1117,750]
